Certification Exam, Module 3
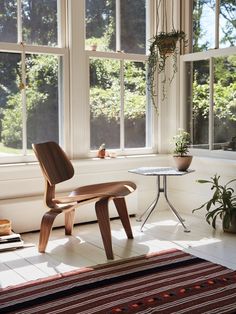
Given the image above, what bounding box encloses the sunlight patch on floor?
[174,237,222,248]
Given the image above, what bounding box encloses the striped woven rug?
[1,249,236,314]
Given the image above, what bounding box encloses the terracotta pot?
[90,44,97,51]
[173,155,193,171]
[223,213,236,233]
[97,149,106,158]
[158,38,177,56]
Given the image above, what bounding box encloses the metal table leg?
[136,177,161,231]
[137,175,190,232]
[163,176,190,233]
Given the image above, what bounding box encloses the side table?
[129,167,194,232]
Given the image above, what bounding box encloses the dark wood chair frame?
[32,141,136,259]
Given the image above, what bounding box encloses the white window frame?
[87,51,155,157]
[180,0,236,160]
[0,0,69,164]
[69,0,157,159]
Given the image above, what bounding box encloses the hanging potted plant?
[173,128,192,171]
[193,174,236,233]
[147,0,188,111]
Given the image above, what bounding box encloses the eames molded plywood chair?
[32,141,136,259]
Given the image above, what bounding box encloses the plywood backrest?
[32,141,74,185]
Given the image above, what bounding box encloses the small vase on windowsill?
[90,43,97,51]
[173,129,193,171]
[97,143,106,159]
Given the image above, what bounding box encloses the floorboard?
[0,210,235,289]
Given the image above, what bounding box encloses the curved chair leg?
[95,198,114,260]
[65,209,75,235]
[113,197,133,239]
[39,210,61,253]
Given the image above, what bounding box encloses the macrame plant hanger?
[148,0,187,111]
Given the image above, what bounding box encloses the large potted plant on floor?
[173,129,192,171]
[193,174,236,233]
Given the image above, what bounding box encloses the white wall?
[168,156,236,218]
[0,155,235,233]
[0,155,169,233]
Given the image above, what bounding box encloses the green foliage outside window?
[193,56,236,122]
[1,55,58,148]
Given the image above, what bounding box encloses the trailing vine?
[147,0,188,112]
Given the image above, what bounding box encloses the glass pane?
[124,61,146,148]
[219,1,236,48]
[26,54,59,151]
[90,58,120,149]
[0,53,22,156]
[213,55,236,151]
[120,0,146,54]
[86,0,116,52]
[193,0,215,52]
[191,60,210,149]
[22,0,58,46]
[0,0,17,43]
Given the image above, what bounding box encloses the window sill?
[190,148,236,161]
[0,154,169,180]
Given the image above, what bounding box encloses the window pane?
[124,61,146,148]
[193,0,215,52]
[22,0,58,46]
[120,0,146,54]
[86,0,146,53]
[26,54,59,151]
[213,56,236,151]
[190,60,210,149]
[0,53,22,156]
[86,0,116,52]
[90,58,120,149]
[0,0,17,43]
[219,1,236,48]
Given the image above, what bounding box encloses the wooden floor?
[1,210,236,289]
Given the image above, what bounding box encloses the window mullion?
[120,60,125,150]
[21,45,27,155]
[18,0,27,155]
[215,0,220,49]
[17,0,22,43]
[116,0,121,51]
[209,57,214,151]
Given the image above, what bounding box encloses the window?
[86,0,153,154]
[181,0,236,156]
[0,0,66,163]
[192,0,236,51]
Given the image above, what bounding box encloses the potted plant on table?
[192,174,236,233]
[173,129,192,171]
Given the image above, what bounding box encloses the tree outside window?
[86,0,150,152]
[0,0,62,159]
[185,0,236,153]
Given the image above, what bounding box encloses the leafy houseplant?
[193,174,236,233]
[173,129,192,171]
[147,30,187,111]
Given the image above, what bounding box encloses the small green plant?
[193,174,236,230]
[173,129,191,156]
